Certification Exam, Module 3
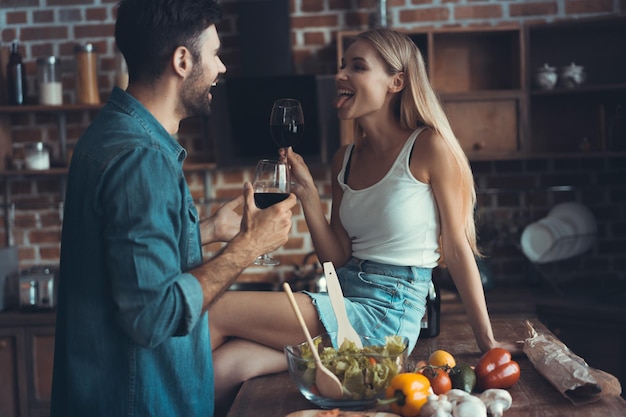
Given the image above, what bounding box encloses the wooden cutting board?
[285,410,400,417]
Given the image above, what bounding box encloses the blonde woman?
[209,28,522,411]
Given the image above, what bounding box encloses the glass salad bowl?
[284,332,409,410]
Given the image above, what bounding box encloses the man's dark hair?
[115,0,223,84]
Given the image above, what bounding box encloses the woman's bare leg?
[209,290,324,351]
[209,290,324,413]
[213,338,287,414]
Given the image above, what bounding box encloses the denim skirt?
[305,257,433,353]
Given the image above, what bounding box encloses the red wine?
[254,192,289,209]
[270,123,304,148]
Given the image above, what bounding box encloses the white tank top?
[338,128,440,267]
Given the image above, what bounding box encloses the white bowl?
[520,202,596,263]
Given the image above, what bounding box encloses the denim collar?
[107,86,187,164]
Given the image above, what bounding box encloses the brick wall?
[1,0,625,287]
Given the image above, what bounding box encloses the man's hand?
[240,181,296,256]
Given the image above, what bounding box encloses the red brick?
[40,245,61,260]
[454,4,504,20]
[565,0,613,14]
[220,170,245,185]
[29,230,62,244]
[291,15,339,29]
[18,246,36,262]
[86,7,108,21]
[355,0,376,7]
[21,26,69,42]
[329,0,351,10]
[296,219,310,233]
[48,0,93,5]
[14,213,37,228]
[399,7,449,24]
[215,188,242,200]
[74,24,115,39]
[1,29,18,43]
[345,11,371,27]
[59,8,82,22]
[301,0,325,13]
[40,213,62,228]
[6,11,27,24]
[510,1,558,17]
[303,31,326,46]
[284,236,304,250]
[293,49,313,66]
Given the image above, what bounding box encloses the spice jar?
[37,56,63,105]
[74,43,99,104]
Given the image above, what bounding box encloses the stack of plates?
[520,202,596,264]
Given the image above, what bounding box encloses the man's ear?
[172,46,192,77]
[389,72,405,93]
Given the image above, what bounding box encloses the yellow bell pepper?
[383,372,431,417]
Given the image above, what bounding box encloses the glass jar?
[24,142,50,170]
[37,56,63,105]
[74,43,99,104]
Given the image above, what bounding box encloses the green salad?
[299,335,406,400]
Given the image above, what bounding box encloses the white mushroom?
[420,393,453,417]
[479,389,513,417]
[451,394,487,417]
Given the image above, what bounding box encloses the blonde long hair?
[349,28,480,255]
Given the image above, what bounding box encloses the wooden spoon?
[323,262,363,349]
[282,282,344,400]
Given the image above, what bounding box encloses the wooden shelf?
[0,104,102,113]
[336,15,626,159]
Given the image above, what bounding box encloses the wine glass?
[252,159,291,266]
[269,98,305,149]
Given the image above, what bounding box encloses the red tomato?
[422,366,452,395]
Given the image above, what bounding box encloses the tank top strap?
[394,127,427,171]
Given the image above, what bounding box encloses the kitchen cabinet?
[336,15,626,159]
[0,311,56,417]
[526,16,626,154]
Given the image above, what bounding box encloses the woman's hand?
[281,147,316,201]
[492,339,525,357]
[200,195,244,245]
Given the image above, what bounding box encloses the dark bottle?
[420,278,440,338]
[7,41,27,105]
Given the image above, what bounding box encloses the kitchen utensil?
[282,282,344,400]
[323,261,363,349]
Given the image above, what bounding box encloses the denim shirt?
[51,87,212,417]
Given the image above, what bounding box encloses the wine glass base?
[254,254,280,266]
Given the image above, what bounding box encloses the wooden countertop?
[225,317,625,417]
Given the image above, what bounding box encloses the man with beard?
[50,0,296,416]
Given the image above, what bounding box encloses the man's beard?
[180,66,213,118]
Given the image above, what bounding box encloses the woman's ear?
[389,72,405,93]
